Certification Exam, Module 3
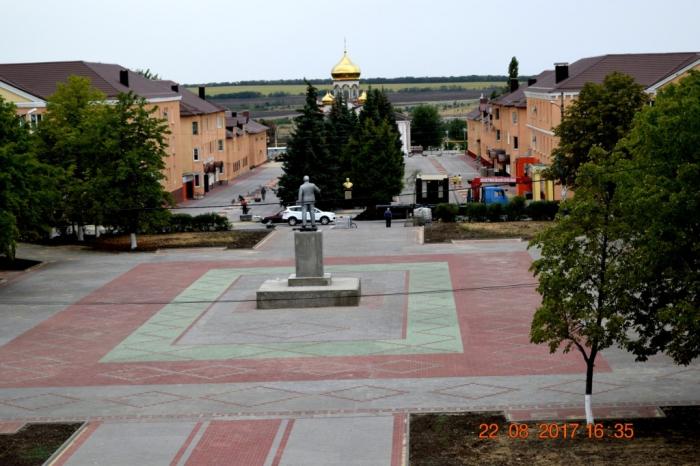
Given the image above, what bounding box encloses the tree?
[529,153,631,424]
[347,88,404,207]
[37,76,107,240]
[615,70,700,365]
[325,94,358,190]
[411,104,443,148]
[277,82,331,207]
[446,119,467,149]
[92,92,172,249]
[550,72,648,186]
[0,98,58,258]
[508,56,519,80]
[135,68,161,80]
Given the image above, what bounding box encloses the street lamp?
[462,127,467,151]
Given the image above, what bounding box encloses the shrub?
[169,213,194,232]
[464,203,488,222]
[192,213,230,231]
[505,196,527,221]
[526,201,559,220]
[486,203,504,222]
[434,203,458,222]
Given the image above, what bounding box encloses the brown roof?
[527,52,699,93]
[465,108,481,120]
[157,80,224,116]
[493,70,554,108]
[0,61,179,100]
[224,111,268,135]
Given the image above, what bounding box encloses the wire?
[0,282,537,306]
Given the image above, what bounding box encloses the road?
[399,151,479,205]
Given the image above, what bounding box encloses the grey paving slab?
[64,421,196,466]
[180,270,405,344]
[279,416,393,466]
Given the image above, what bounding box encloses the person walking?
[384,208,393,228]
[261,186,267,201]
[241,198,249,215]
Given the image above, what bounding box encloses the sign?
[479,177,517,183]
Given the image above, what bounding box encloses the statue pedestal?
[255,230,361,309]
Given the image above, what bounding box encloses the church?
[319,49,411,155]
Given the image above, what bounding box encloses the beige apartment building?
[0,61,269,202]
[467,52,700,200]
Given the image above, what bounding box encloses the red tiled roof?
[157,80,224,116]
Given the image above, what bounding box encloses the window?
[495,108,500,120]
[194,174,200,187]
[193,147,200,161]
[163,108,169,121]
[243,157,248,167]
[217,139,224,151]
[513,136,519,149]
[217,116,223,128]
[30,113,42,127]
[512,111,517,123]
[531,134,537,148]
[496,130,501,141]
[192,121,199,135]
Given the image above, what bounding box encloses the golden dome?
[331,51,361,81]
[321,91,335,105]
[358,90,367,104]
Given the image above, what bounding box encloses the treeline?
[189,75,517,87]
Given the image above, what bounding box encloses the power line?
[0,282,537,306]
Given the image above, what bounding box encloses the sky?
[2,0,698,84]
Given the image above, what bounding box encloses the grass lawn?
[424,221,552,243]
[93,230,270,252]
[193,81,503,97]
[410,407,700,465]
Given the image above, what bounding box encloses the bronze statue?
[298,175,321,229]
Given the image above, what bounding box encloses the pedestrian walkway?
[0,224,698,465]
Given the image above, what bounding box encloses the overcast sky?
[2,0,698,84]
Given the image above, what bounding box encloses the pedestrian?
[261,186,267,201]
[241,198,249,215]
[384,208,393,228]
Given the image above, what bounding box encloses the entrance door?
[185,181,194,199]
[204,174,210,193]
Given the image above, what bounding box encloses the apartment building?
[0,61,269,202]
[467,52,700,200]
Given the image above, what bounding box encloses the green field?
[191,81,503,97]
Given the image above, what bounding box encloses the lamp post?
[462,127,467,151]
[444,129,449,150]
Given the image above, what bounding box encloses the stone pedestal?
[256,230,361,309]
[294,231,324,278]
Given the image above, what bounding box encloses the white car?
[282,206,336,226]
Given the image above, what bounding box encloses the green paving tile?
[101,262,464,362]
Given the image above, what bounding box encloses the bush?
[505,196,527,221]
[434,203,458,222]
[525,201,559,220]
[463,203,488,222]
[166,213,230,232]
[486,203,504,222]
[169,213,194,232]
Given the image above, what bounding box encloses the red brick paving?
[0,421,25,434]
[185,420,280,466]
[0,253,611,388]
[52,421,100,466]
[391,414,406,466]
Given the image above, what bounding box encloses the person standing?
[261,186,267,201]
[384,208,393,228]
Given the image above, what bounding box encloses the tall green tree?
[550,72,648,187]
[37,76,107,240]
[347,88,404,207]
[615,70,700,365]
[446,118,467,149]
[277,82,332,207]
[529,152,631,424]
[508,56,519,80]
[0,98,58,258]
[410,104,443,148]
[93,92,172,249]
[325,94,358,195]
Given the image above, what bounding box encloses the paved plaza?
[0,159,698,465]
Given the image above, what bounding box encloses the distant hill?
[187,75,522,87]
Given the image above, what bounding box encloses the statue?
[298,175,321,229]
[342,178,353,190]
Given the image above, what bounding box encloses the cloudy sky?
[3,0,698,84]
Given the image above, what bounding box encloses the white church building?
[320,49,411,155]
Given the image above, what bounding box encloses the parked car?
[262,209,285,224]
[282,206,336,226]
